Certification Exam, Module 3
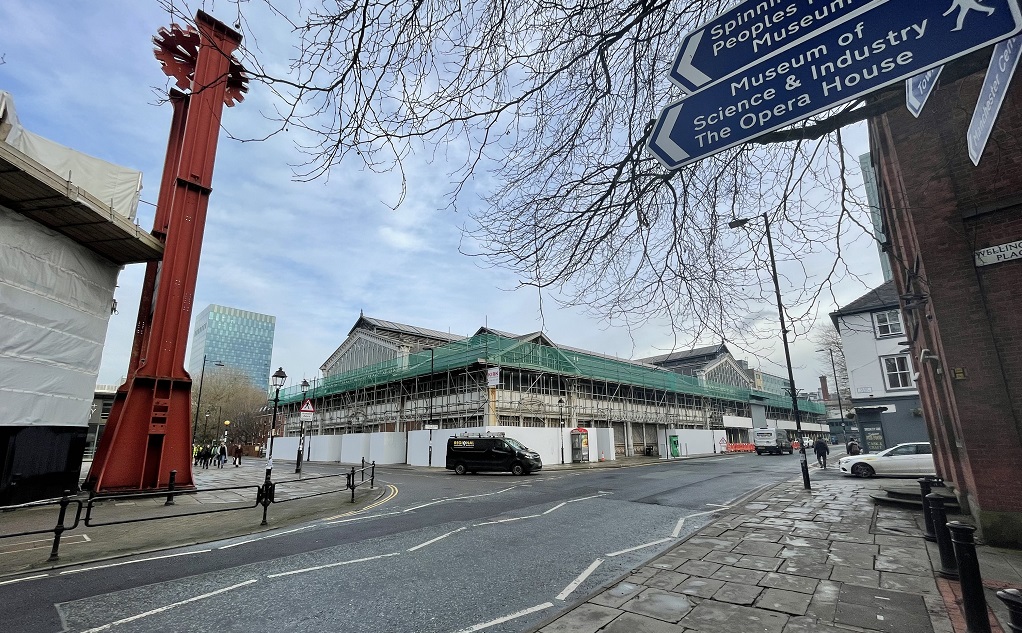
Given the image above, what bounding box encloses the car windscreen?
[504,438,528,452]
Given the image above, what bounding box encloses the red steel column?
[87,13,243,492]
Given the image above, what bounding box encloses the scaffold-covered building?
[276,316,826,458]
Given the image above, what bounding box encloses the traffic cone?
[600,450,605,462]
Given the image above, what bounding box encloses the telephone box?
[570,428,590,463]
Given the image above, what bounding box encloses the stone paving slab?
[528,474,1022,633]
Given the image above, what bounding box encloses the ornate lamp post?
[730,213,811,491]
[265,367,287,477]
[296,378,309,474]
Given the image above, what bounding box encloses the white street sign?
[968,33,1022,165]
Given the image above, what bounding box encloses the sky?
[0,1,884,396]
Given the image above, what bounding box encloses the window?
[882,355,913,390]
[874,310,903,337]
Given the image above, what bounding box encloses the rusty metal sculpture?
[87,12,248,492]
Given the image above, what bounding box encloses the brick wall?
[868,54,1022,546]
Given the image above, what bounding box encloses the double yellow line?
[324,484,399,521]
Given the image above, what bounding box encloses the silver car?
[838,442,935,478]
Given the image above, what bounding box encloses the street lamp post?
[261,367,287,526]
[424,347,435,467]
[730,213,811,491]
[296,378,309,474]
[265,367,287,478]
[203,409,211,444]
[558,397,565,464]
[191,355,224,442]
[819,347,846,444]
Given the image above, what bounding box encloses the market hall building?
[272,315,826,465]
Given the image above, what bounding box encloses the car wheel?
[511,463,525,476]
[787,448,793,455]
[852,463,875,478]
[756,449,762,455]
[454,463,467,475]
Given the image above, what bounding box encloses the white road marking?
[78,579,258,632]
[217,525,314,550]
[555,559,603,601]
[705,503,729,507]
[403,486,519,512]
[452,602,554,633]
[671,505,733,538]
[0,573,48,586]
[566,493,608,503]
[407,527,467,552]
[606,537,674,557]
[542,502,566,515]
[474,514,541,527]
[0,533,91,555]
[59,549,211,575]
[266,552,400,578]
[323,510,404,525]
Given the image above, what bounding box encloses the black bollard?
[996,588,1022,632]
[350,466,357,503]
[928,493,958,579]
[947,522,990,633]
[48,490,71,562]
[919,478,937,542]
[165,470,177,506]
[260,468,273,526]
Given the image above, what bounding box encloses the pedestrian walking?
[218,443,227,468]
[847,439,861,455]
[233,443,243,467]
[813,437,830,469]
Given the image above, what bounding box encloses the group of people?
[193,443,245,468]
[811,437,862,469]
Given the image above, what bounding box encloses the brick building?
[867,53,1022,546]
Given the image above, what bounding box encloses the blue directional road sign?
[905,65,944,117]
[649,0,1022,170]
[670,0,885,93]
[968,33,1022,164]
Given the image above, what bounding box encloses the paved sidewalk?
[0,460,380,576]
[531,474,1022,633]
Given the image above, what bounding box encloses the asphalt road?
[2,453,819,633]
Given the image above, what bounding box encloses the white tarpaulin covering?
[0,206,118,427]
[0,92,132,428]
[0,91,141,220]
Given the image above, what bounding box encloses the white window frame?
[873,310,904,338]
[881,354,914,390]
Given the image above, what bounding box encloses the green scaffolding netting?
[279,333,825,415]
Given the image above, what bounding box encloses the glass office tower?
[189,304,276,392]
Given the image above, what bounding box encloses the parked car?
[838,442,935,478]
[446,434,542,475]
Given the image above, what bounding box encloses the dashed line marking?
[542,502,566,515]
[402,486,519,512]
[78,579,258,632]
[407,527,467,552]
[606,537,674,557]
[217,525,314,550]
[556,559,604,601]
[474,514,541,527]
[266,552,400,578]
[451,602,554,633]
[0,573,49,586]
[323,510,404,526]
[59,550,211,575]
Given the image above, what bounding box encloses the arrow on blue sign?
[649,0,1022,169]
[905,66,944,117]
[670,0,886,93]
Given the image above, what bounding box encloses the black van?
[446,434,543,475]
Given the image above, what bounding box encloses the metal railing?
[0,463,377,563]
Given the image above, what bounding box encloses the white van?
[754,428,793,455]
